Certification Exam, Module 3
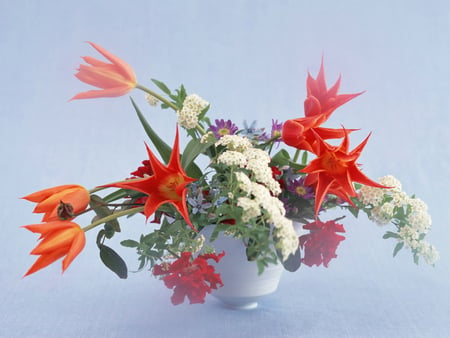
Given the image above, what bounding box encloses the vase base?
[213,295,259,310]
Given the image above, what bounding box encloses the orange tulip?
[22,221,86,276]
[70,42,137,100]
[22,184,90,222]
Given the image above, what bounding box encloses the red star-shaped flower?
[282,60,362,152]
[301,129,387,215]
[105,128,197,230]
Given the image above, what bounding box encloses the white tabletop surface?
[1,1,449,337]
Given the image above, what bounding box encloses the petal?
[22,221,79,236]
[22,184,81,203]
[86,42,136,83]
[62,229,86,272]
[69,86,135,100]
[23,248,67,277]
[30,227,78,255]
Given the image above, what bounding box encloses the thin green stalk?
[135,83,179,111]
[82,206,144,232]
[195,123,206,136]
[292,149,301,163]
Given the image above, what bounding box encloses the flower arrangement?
[21,42,439,305]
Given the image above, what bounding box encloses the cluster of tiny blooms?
[359,175,438,265]
[359,175,408,225]
[214,134,252,152]
[398,227,439,265]
[217,142,281,196]
[177,94,209,129]
[145,93,159,106]
[234,171,298,261]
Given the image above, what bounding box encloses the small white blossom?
[217,150,247,167]
[359,185,385,206]
[145,93,159,106]
[237,197,261,222]
[177,94,209,129]
[273,219,299,261]
[177,109,199,129]
[379,175,402,192]
[182,94,209,112]
[215,135,252,152]
[406,198,432,233]
[370,203,395,225]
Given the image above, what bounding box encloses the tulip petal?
[70,86,135,100]
[23,249,67,277]
[62,230,86,272]
[86,42,136,83]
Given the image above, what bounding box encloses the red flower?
[282,60,362,152]
[299,220,345,267]
[104,128,197,230]
[304,59,362,119]
[153,251,225,305]
[130,160,153,178]
[22,221,86,276]
[301,129,387,215]
[70,42,137,100]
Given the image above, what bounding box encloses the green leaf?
[89,195,121,232]
[278,247,301,272]
[131,97,172,164]
[121,239,140,248]
[348,206,360,218]
[185,162,203,179]
[383,231,399,240]
[393,241,404,257]
[99,244,128,279]
[151,79,172,95]
[271,149,291,167]
[181,139,211,178]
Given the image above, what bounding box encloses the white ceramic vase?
[203,227,284,310]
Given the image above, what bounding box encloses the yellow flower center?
[159,174,185,200]
[321,152,347,175]
[295,186,307,196]
[218,128,230,136]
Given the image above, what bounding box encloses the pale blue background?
[1,1,449,337]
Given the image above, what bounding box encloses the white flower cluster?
[359,175,438,265]
[177,94,209,129]
[215,134,252,152]
[216,136,281,195]
[234,172,298,261]
[145,93,159,106]
[398,227,439,265]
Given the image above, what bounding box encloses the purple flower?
[209,119,238,138]
[287,177,315,199]
[271,119,283,141]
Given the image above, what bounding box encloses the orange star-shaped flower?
[105,128,197,230]
[301,129,387,215]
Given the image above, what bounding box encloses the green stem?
[88,178,144,195]
[166,248,181,259]
[195,123,206,136]
[82,206,144,232]
[292,149,300,163]
[135,83,179,112]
